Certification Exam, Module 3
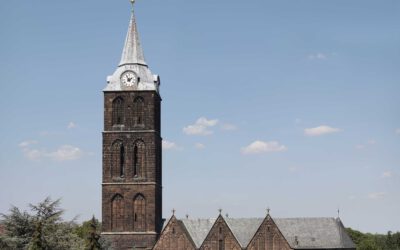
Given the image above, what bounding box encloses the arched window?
[111,194,124,232]
[132,140,145,178]
[133,194,146,232]
[111,140,125,177]
[112,97,124,125]
[134,96,144,125]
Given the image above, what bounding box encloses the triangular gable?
[247,215,292,250]
[153,215,196,250]
[199,215,241,250]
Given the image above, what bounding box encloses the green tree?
[0,206,35,249]
[29,221,44,250]
[358,238,381,250]
[0,197,84,250]
[85,216,102,250]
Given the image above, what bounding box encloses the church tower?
[101,1,162,249]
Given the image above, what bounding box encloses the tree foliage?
[0,197,85,250]
[74,215,105,250]
[346,228,400,250]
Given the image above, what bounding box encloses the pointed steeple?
[105,0,160,92]
[119,2,147,66]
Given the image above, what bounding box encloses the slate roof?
[119,8,146,66]
[180,218,216,248]
[224,218,264,247]
[171,216,355,249]
[274,217,356,249]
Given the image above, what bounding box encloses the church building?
[100,2,356,250]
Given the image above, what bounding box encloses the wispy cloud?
[19,140,38,148]
[220,123,237,131]
[288,166,301,173]
[308,53,327,60]
[395,128,400,135]
[183,117,219,136]
[241,140,287,155]
[195,143,205,149]
[368,192,386,200]
[381,171,393,178]
[48,145,83,161]
[67,122,77,129]
[162,140,180,150]
[304,125,342,136]
[348,195,356,200]
[19,141,83,161]
[356,139,376,150]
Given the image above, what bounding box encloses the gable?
[247,215,291,250]
[200,216,241,250]
[153,216,196,250]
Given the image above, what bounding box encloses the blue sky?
[0,0,399,233]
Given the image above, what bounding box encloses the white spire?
[119,5,147,66]
[105,1,160,92]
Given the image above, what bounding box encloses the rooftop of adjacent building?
[161,213,356,249]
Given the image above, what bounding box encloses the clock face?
[121,71,137,87]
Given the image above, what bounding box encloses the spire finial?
[130,0,135,12]
[172,209,176,216]
[218,208,222,215]
[337,208,340,218]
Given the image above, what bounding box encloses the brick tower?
[101,2,162,249]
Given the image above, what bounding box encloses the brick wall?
[153,216,196,250]
[247,216,291,250]
[102,90,162,249]
[200,216,241,250]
